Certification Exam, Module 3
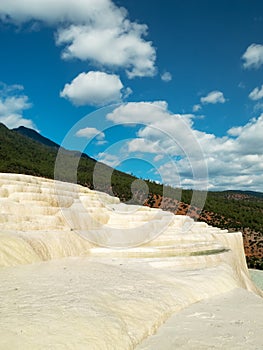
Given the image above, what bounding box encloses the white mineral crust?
[0,173,262,349]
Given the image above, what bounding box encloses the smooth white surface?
[137,288,263,350]
[0,173,262,349]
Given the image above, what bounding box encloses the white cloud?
[233,115,263,155]
[193,104,201,112]
[0,82,24,92]
[106,102,206,189]
[60,71,124,106]
[0,83,36,129]
[227,126,243,137]
[127,138,160,153]
[97,152,119,167]
[76,127,105,140]
[254,102,263,112]
[249,85,263,100]
[96,140,107,146]
[238,82,245,89]
[161,72,172,82]
[154,154,164,162]
[200,91,226,104]
[107,102,196,159]
[0,0,121,24]
[106,102,263,191]
[123,87,133,99]
[242,43,263,69]
[56,23,156,78]
[191,115,263,190]
[155,161,182,186]
[107,101,169,124]
[0,0,156,78]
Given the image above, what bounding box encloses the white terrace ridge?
[0,173,262,349]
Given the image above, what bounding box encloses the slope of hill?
[0,123,58,178]
[0,122,262,269]
[13,126,61,149]
[0,123,144,200]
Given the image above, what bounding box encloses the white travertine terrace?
[0,173,262,349]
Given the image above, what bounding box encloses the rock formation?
[0,173,262,349]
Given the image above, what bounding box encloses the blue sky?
[0,0,263,191]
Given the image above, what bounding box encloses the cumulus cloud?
[106,102,263,191]
[127,138,160,154]
[107,102,196,156]
[0,0,156,78]
[0,83,37,129]
[238,82,246,89]
[193,104,201,112]
[0,82,24,92]
[106,102,207,189]
[233,115,263,155]
[153,154,164,162]
[97,152,120,167]
[123,87,133,99]
[107,101,169,124]
[254,102,263,112]
[242,43,263,69]
[76,127,105,140]
[175,115,263,190]
[227,126,243,137]
[60,71,124,106]
[0,0,120,24]
[249,85,263,101]
[161,72,172,82]
[200,91,226,104]
[56,23,156,78]
[185,116,263,190]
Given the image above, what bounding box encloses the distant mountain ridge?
[13,125,95,161]
[13,126,60,149]
[221,190,263,199]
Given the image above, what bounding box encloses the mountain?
[221,189,263,199]
[0,123,262,269]
[0,123,140,199]
[0,122,56,177]
[13,126,60,149]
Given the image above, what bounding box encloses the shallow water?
[249,269,263,290]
